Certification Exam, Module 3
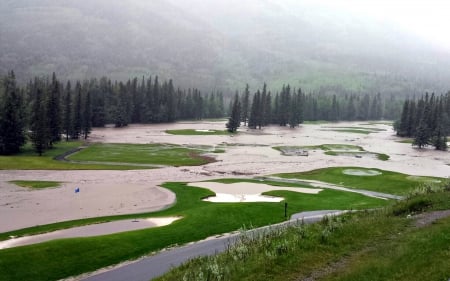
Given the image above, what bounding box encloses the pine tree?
[248,90,261,129]
[0,71,25,155]
[330,95,339,121]
[288,90,302,128]
[72,82,82,138]
[226,93,241,133]
[63,81,72,141]
[30,84,48,156]
[46,72,61,147]
[241,84,250,125]
[82,91,92,139]
[413,120,430,149]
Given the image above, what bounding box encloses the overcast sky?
[308,0,450,51]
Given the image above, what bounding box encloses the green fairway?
[166,129,232,135]
[0,180,388,281]
[156,186,450,281]
[275,167,443,195]
[0,142,140,170]
[9,180,61,189]
[68,143,216,166]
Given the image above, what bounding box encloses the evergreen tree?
[0,71,25,155]
[226,93,241,133]
[413,120,430,148]
[248,90,261,129]
[330,95,339,121]
[114,82,128,127]
[82,91,92,139]
[241,84,250,125]
[63,81,72,141]
[30,85,48,156]
[72,82,82,138]
[288,89,302,128]
[279,85,290,126]
[46,72,61,147]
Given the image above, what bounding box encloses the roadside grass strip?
[9,180,61,189]
[166,129,231,135]
[275,167,444,195]
[274,144,390,161]
[0,181,388,281]
[67,143,216,166]
[155,186,450,281]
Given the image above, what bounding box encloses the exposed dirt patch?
[413,209,450,228]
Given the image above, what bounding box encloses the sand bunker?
[204,193,283,202]
[342,169,382,176]
[195,129,214,132]
[188,182,322,202]
[0,217,181,249]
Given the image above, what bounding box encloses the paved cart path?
[81,210,347,281]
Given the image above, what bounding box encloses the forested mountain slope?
[1,0,450,95]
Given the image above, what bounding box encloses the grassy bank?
[0,180,388,281]
[275,167,442,195]
[156,185,450,281]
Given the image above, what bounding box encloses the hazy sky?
[310,0,450,51]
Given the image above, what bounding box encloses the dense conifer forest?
[1,71,448,155]
[395,92,450,150]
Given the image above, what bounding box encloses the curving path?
[81,210,347,281]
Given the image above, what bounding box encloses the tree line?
[395,92,450,150]
[1,71,435,156]
[0,71,225,155]
[226,83,402,132]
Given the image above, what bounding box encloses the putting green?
[342,169,382,176]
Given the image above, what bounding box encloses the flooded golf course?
[1,121,449,232]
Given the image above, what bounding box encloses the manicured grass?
[68,143,216,166]
[0,181,389,281]
[0,142,143,170]
[166,129,232,135]
[9,180,61,189]
[275,167,443,195]
[156,186,450,281]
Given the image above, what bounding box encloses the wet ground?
[1,121,449,232]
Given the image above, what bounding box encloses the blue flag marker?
[75,187,80,193]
